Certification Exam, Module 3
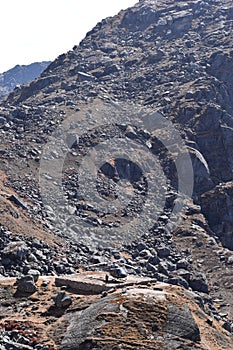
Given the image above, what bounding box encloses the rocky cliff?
[0,61,51,99]
[0,0,233,348]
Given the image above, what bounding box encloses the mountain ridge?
[0,61,51,100]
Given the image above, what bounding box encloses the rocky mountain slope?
[0,0,233,348]
[0,62,50,100]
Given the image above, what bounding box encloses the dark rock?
[158,261,169,276]
[137,242,148,252]
[16,275,37,293]
[138,249,152,258]
[8,195,28,210]
[27,269,40,282]
[157,246,171,258]
[164,304,200,342]
[166,276,189,289]
[177,259,189,269]
[177,269,192,282]
[189,274,209,294]
[201,182,233,250]
[222,321,233,333]
[53,292,72,308]
[2,241,29,260]
[148,254,159,266]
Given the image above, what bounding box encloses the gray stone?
[8,195,28,210]
[157,246,171,258]
[139,249,152,258]
[66,134,79,148]
[222,321,233,333]
[53,292,72,308]
[158,261,169,276]
[148,254,159,266]
[227,255,233,265]
[2,241,29,260]
[164,304,200,342]
[137,242,148,252]
[177,259,189,269]
[189,274,209,294]
[27,269,40,282]
[166,276,189,289]
[16,275,37,293]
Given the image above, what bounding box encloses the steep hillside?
[2,0,233,248]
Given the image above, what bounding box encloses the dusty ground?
[0,170,62,246]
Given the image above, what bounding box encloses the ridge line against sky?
[0,0,137,74]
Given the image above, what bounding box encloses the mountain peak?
[0,61,51,100]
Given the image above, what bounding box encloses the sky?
[0,0,138,74]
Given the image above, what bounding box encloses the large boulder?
[60,287,202,350]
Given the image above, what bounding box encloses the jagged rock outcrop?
[201,181,233,250]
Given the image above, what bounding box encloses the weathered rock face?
[61,289,201,350]
[1,273,231,350]
[207,50,233,114]
[201,182,233,250]
[0,61,51,99]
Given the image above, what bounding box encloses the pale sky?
[0,0,137,73]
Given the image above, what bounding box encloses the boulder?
[2,242,29,261]
[60,286,202,350]
[16,275,37,293]
[53,292,72,308]
[189,273,209,294]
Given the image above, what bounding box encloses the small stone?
[189,274,209,294]
[2,241,29,260]
[177,259,188,269]
[53,292,72,308]
[226,256,233,265]
[158,261,169,276]
[166,276,189,289]
[206,318,213,326]
[27,269,40,282]
[148,255,159,266]
[157,246,171,258]
[16,275,37,293]
[222,321,233,333]
[137,242,147,251]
